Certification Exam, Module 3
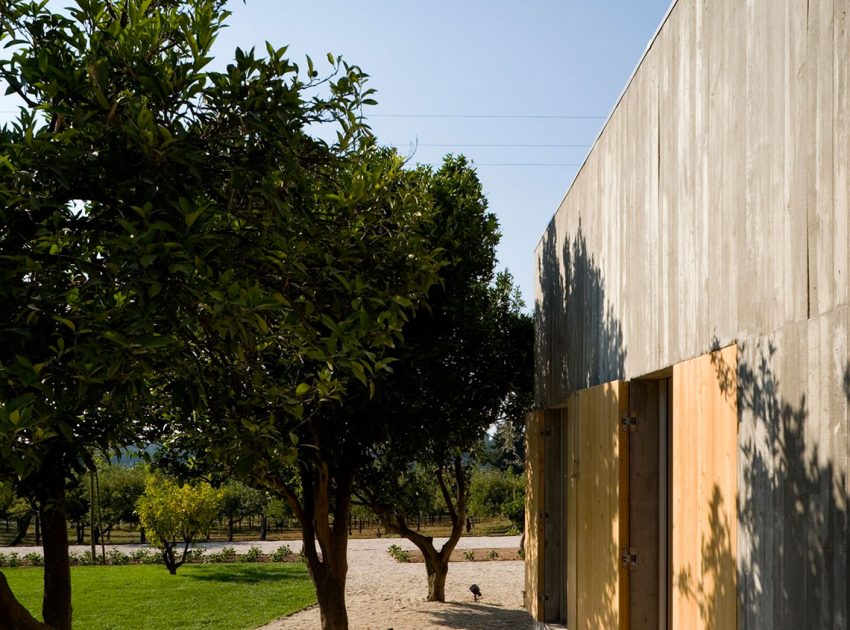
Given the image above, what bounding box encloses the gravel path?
[260,536,531,630]
[2,535,532,629]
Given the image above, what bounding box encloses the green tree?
[219,481,266,542]
[468,466,525,529]
[136,474,221,574]
[0,1,435,628]
[0,482,35,546]
[95,463,146,540]
[355,156,534,601]
[161,145,440,630]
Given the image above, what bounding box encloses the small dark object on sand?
[469,584,483,602]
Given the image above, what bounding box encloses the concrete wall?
[534,0,850,627]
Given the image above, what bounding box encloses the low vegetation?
[3,564,315,629]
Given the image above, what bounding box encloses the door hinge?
[622,415,638,428]
[621,548,638,569]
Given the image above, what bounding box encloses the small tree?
[220,481,266,542]
[136,475,221,575]
[96,463,146,540]
[468,466,525,530]
[355,157,534,601]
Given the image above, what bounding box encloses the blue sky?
[211,0,673,309]
[2,0,673,309]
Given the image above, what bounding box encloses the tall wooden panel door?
[672,345,738,629]
[566,395,578,628]
[627,379,662,630]
[567,380,630,630]
[524,410,546,620]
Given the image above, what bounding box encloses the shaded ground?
[260,536,530,630]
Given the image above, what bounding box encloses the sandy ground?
[2,535,532,630]
[259,535,531,630]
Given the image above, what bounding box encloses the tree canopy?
[0,2,532,629]
[353,155,534,601]
[136,474,221,575]
[0,1,439,628]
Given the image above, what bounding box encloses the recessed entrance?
[627,377,671,630]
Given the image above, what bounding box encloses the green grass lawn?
[3,563,316,629]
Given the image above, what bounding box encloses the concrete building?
[525,0,850,628]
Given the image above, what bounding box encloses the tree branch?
[440,455,466,556]
[436,464,457,522]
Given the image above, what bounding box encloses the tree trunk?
[0,571,48,630]
[8,513,31,546]
[259,515,267,541]
[369,456,468,603]
[162,542,180,575]
[40,476,72,630]
[312,564,349,630]
[227,516,233,542]
[294,463,354,630]
[424,553,449,602]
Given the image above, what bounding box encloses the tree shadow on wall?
[535,220,626,408]
[534,220,628,627]
[711,341,849,629]
[674,484,736,626]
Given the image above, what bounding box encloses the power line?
[373,114,605,120]
[394,143,590,148]
[419,162,581,167]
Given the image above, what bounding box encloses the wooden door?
[542,410,565,622]
[524,410,545,620]
[671,345,737,629]
[567,380,630,630]
[628,379,662,630]
[566,395,578,627]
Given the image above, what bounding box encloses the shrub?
[387,544,410,562]
[7,553,20,567]
[220,546,237,562]
[486,549,499,560]
[107,549,129,566]
[188,547,206,562]
[245,546,262,562]
[271,545,292,562]
[462,550,475,561]
[77,551,95,566]
[517,547,525,560]
[130,548,151,563]
[0,553,6,567]
[24,552,43,567]
[138,550,162,564]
